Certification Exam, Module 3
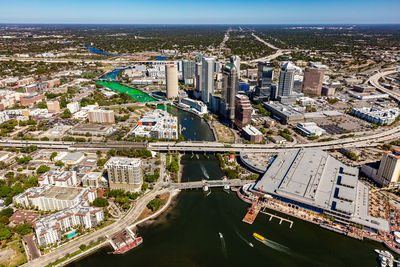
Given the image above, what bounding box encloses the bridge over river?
[171,179,253,190]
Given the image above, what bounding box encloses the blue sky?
[0,0,399,24]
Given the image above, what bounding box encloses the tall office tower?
[165,64,178,99]
[195,61,202,93]
[234,94,252,130]
[254,62,274,101]
[230,55,241,79]
[302,67,325,96]
[221,63,239,121]
[182,60,196,84]
[105,157,143,192]
[88,110,115,124]
[201,57,215,104]
[278,62,296,97]
[377,151,400,187]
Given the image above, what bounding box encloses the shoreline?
[57,189,180,267]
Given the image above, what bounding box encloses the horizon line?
[1,23,400,26]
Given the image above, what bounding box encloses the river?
[69,73,384,267]
[70,191,382,267]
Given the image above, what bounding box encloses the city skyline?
[0,0,399,24]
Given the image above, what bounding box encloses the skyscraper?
[182,60,196,84]
[221,63,239,121]
[377,151,400,187]
[201,57,215,104]
[278,62,296,97]
[230,55,241,79]
[254,62,274,101]
[234,94,252,130]
[165,64,178,99]
[302,67,325,96]
[195,61,202,94]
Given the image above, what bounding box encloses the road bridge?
[171,179,253,190]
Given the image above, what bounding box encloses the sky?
[0,0,399,24]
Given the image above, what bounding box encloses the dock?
[242,206,261,224]
[260,209,293,228]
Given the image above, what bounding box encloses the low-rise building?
[82,172,108,188]
[38,171,77,187]
[9,210,38,226]
[353,84,375,93]
[33,205,103,246]
[179,98,208,114]
[56,152,85,165]
[47,100,61,113]
[67,102,80,114]
[296,122,326,137]
[252,148,390,233]
[242,125,263,143]
[70,124,115,136]
[352,107,400,125]
[20,93,44,107]
[263,102,304,124]
[132,109,178,140]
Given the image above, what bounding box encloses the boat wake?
[200,164,210,179]
[219,232,228,258]
[235,230,254,248]
[260,238,290,254]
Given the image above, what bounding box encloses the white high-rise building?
[105,157,143,192]
[278,62,296,97]
[165,64,178,99]
[230,55,241,79]
[201,57,215,104]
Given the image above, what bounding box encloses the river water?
[69,92,383,267]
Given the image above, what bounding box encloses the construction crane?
[249,186,263,215]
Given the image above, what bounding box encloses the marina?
[260,209,294,228]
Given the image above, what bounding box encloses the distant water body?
[85,46,119,56]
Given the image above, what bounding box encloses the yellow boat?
[253,233,264,241]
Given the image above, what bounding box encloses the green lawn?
[96,81,157,103]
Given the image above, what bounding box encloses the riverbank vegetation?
[166,153,179,182]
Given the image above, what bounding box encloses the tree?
[79,244,87,251]
[36,165,50,174]
[147,198,162,212]
[0,208,13,218]
[97,158,107,167]
[0,228,12,240]
[4,197,12,206]
[60,109,71,119]
[141,182,148,192]
[0,216,9,226]
[55,161,64,168]
[92,197,109,207]
[14,223,33,236]
[50,152,57,161]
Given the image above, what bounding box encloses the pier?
[260,209,294,228]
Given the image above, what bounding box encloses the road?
[241,33,289,64]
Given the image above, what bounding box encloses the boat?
[219,232,223,239]
[253,233,264,242]
[249,242,254,248]
[113,236,143,255]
